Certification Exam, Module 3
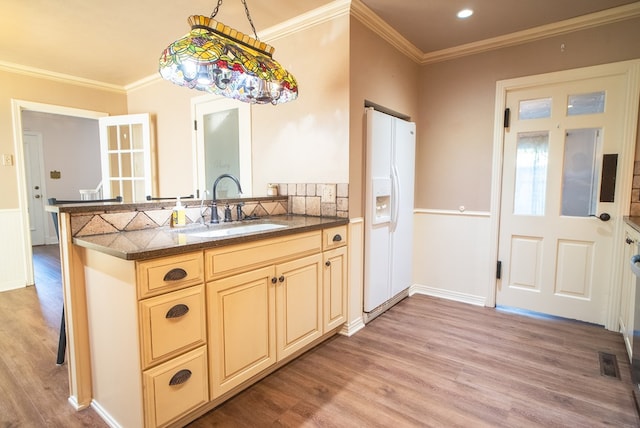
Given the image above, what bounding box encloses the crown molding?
[6,0,639,92]
[0,60,126,94]
[421,1,640,65]
[350,0,423,63]
[349,0,640,66]
[261,0,351,42]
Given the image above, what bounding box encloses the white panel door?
[23,132,46,245]
[497,73,628,324]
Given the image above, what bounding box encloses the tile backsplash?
[275,183,349,218]
[67,183,348,238]
[632,161,640,216]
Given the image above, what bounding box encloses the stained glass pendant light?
[159,0,298,104]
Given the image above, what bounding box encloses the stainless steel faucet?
[211,174,243,224]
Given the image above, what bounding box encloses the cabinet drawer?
[143,346,209,428]
[137,252,204,299]
[323,225,347,250]
[139,285,206,368]
[205,231,321,281]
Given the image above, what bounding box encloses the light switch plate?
[2,154,13,166]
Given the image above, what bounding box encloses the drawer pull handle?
[166,304,189,319]
[164,268,187,281]
[332,234,342,242]
[169,369,192,386]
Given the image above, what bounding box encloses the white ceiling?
[0,0,637,87]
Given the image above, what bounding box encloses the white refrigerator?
[364,108,416,313]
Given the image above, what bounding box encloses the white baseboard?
[91,400,121,428]
[340,316,366,337]
[410,284,487,307]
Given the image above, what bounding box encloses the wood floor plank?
[3,245,639,427]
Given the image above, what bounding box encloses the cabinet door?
[207,266,276,398]
[275,254,322,360]
[323,247,347,332]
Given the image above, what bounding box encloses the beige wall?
[416,17,640,211]
[127,15,351,199]
[348,17,420,218]
[0,70,127,209]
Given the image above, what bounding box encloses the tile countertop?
[72,215,349,261]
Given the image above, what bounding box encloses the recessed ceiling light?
[457,9,474,19]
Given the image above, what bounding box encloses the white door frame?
[11,100,107,285]
[486,59,640,330]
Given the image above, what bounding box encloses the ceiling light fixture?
[159,0,298,105]
[457,8,474,19]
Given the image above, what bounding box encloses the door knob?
[597,213,611,222]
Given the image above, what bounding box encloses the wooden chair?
[47,196,122,365]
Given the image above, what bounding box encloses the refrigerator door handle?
[391,165,400,230]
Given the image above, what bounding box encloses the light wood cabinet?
[142,346,209,428]
[276,253,323,360]
[79,223,347,427]
[323,246,348,332]
[139,284,207,368]
[206,227,347,400]
[207,266,276,397]
[136,252,209,428]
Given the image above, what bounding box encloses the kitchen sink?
[184,223,287,238]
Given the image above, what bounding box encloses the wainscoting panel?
[413,209,492,306]
[0,209,30,291]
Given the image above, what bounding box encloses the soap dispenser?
[171,197,186,227]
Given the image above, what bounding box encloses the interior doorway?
[11,100,107,287]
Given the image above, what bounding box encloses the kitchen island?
[51,199,348,427]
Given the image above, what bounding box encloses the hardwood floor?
[0,245,106,427]
[189,295,639,427]
[2,245,638,427]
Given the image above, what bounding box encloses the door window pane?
[519,98,552,120]
[119,125,131,150]
[514,131,549,215]
[561,128,600,216]
[567,91,605,116]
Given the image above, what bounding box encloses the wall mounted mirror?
[192,96,252,198]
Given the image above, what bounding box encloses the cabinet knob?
[163,268,188,281]
[325,260,331,267]
[626,237,635,245]
[166,304,189,319]
[271,277,277,284]
[169,369,192,386]
[278,275,285,283]
[332,234,342,242]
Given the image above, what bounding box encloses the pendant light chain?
[209,0,258,40]
[210,0,223,18]
[241,0,259,40]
